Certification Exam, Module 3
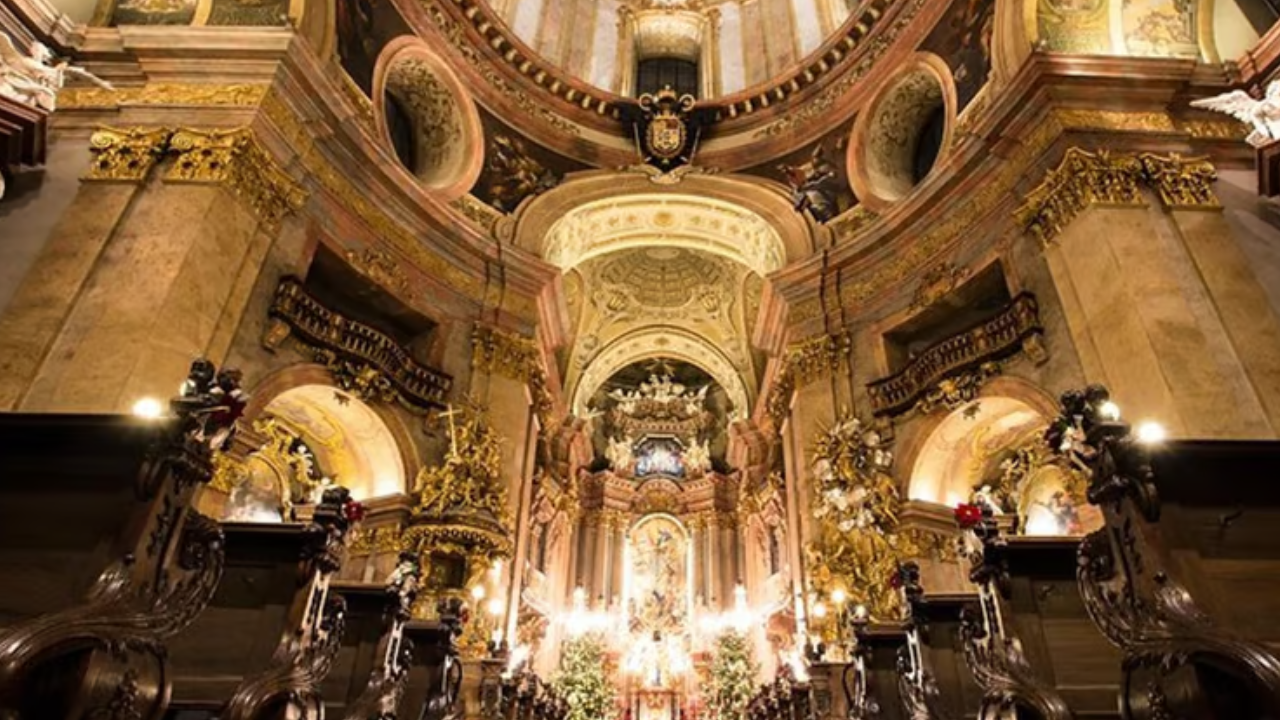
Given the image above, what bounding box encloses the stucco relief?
[387,58,462,181]
[542,194,786,276]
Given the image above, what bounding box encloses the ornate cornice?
[1014,148,1146,245]
[1016,148,1221,244]
[764,331,851,430]
[167,127,307,228]
[1137,153,1220,209]
[83,126,172,182]
[59,83,269,109]
[471,324,555,432]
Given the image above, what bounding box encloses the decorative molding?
[83,126,172,182]
[913,361,1001,416]
[1137,153,1220,209]
[268,277,453,410]
[349,524,405,556]
[866,293,1044,417]
[765,331,851,430]
[472,324,555,433]
[1014,147,1145,246]
[909,262,969,312]
[450,194,503,232]
[59,82,269,109]
[167,127,308,229]
[345,247,414,299]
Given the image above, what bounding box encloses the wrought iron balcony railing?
[268,277,452,409]
[866,293,1044,417]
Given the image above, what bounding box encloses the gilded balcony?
[268,277,452,409]
[866,293,1045,417]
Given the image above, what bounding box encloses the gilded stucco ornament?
[167,127,308,228]
[314,349,400,405]
[765,332,851,431]
[471,324,555,433]
[1138,153,1219,209]
[345,247,413,299]
[909,262,970,311]
[349,524,406,556]
[83,126,172,181]
[59,82,268,109]
[1014,147,1145,245]
[914,361,1001,416]
[806,414,928,622]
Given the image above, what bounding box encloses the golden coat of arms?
[635,86,698,168]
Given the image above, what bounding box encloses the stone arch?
[506,171,819,272]
[570,327,751,419]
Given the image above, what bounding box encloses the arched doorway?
[222,384,407,522]
[908,395,1100,536]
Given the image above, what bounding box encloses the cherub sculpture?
[0,34,113,112]
[173,358,249,451]
[1191,81,1280,147]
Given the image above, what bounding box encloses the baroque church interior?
[5,0,1280,714]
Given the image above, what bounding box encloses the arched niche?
[223,383,408,522]
[906,391,1100,536]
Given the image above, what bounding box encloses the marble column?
[0,127,305,413]
[1046,201,1273,438]
[690,518,704,604]
[706,513,720,609]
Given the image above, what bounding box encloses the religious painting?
[206,0,290,26]
[1122,0,1198,57]
[742,119,857,224]
[111,0,196,26]
[334,0,411,94]
[1037,0,1110,53]
[627,515,690,637]
[920,0,996,112]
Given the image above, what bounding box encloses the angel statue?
[1191,82,1280,147]
[1,34,114,113]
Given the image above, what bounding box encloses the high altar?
[524,366,790,715]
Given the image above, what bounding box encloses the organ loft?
[4,0,1280,715]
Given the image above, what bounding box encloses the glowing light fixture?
[1136,421,1166,444]
[487,598,504,616]
[470,585,487,600]
[812,601,828,618]
[1099,400,1121,421]
[831,588,847,606]
[131,397,164,419]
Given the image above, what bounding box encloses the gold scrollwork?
[1014,148,1146,246]
[166,128,308,229]
[1138,153,1220,209]
[349,524,405,556]
[914,361,1001,416]
[83,127,173,182]
[60,83,269,109]
[471,324,555,433]
[765,331,852,431]
[345,247,413,298]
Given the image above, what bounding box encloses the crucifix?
[437,404,463,458]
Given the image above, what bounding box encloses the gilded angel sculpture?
[1191,82,1280,147]
[0,34,113,112]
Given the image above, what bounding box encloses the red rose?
[889,570,903,589]
[343,500,367,523]
[954,503,983,529]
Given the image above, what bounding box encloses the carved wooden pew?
[0,403,226,720]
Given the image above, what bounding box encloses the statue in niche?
[1192,82,1280,147]
[483,134,559,212]
[0,35,113,112]
[779,144,842,223]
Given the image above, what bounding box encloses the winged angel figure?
[1191,81,1280,147]
[1,33,113,113]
